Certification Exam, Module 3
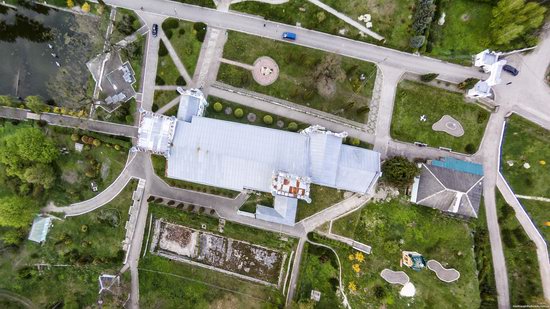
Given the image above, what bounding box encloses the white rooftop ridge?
[139,89,381,225]
[469,49,506,98]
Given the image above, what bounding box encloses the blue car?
[152,24,158,37]
[282,32,296,41]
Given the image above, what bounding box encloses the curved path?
[0,289,38,309]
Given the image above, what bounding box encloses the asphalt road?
[104,0,484,83]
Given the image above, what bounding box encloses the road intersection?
[7,0,548,307]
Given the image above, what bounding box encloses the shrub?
[165,29,173,40]
[152,103,159,112]
[263,115,273,125]
[167,200,175,206]
[465,143,476,154]
[81,2,90,13]
[155,76,165,86]
[381,156,420,189]
[162,18,179,32]
[158,41,168,57]
[287,122,299,131]
[81,225,88,233]
[92,139,101,147]
[71,133,80,142]
[176,76,186,86]
[0,95,16,107]
[147,196,155,202]
[458,78,479,90]
[234,108,244,118]
[350,138,361,146]
[178,28,186,35]
[193,22,207,42]
[213,102,223,112]
[67,0,74,8]
[357,105,370,114]
[125,114,134,124]
[420,73,438,82]
[477,111,489,124]
[412,0,435,35]
[114,144,121,151]
[154,198,163,203]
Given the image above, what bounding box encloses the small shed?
[28,216,53,243]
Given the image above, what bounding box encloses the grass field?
[151,155,239,198]
[495,192,546,306]
[156,41,184,86]
[0,180,136,307]
[205,97,307,132]
[519,200,550,250]
[218,31,376,123]
[391,80,489,153]
[501,114,550,198]
[325,198,482,308]
[162,18,204,77]
[427,0,493,64]
[296,185,345,222]
[110,8,142,44]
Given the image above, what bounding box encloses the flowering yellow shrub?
[355,252,364,262]
[348,281,357,291]
[352,263,361,273]
[348,254,354,261]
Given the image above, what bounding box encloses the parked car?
[152,24,158,37]
[503,64,519,76]
[282,32,296,41]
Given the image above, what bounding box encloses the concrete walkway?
[192,27,227,91]
[307,0,384,41]
[285,237,306,307]
[160,32,193,84]
[301,194,370,232]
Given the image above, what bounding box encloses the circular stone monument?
[432,115,464,137]
[252,56,279,86]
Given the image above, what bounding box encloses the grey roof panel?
[308,132,342,185]
[426,165,483,193]
[335,145,381,193]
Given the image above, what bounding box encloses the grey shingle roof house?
[410,158,484,218]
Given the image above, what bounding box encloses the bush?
[465,143,476,154]
[81,225,88,233]
[263,115,273,125]
[234,108,244,118]
[458,78,479,90]
[152,103,159,112]
[350,138,361,146]
[381,156,420,189]
[167,200,175,206]
[162,18,179,32]
[477,111,489,124]
[420,73,438,82]
[114,144,121,151]
[412,0,436,35]
[158,41,168,57]
[287,122,298,131]
[81,2,90,13]
[0,95,16,107]
[165,29,173,40]
[178,28,186,35]
[193,22,207,42]
[92,139,101,147]
[213,102,223,112]
[357,105,370,114]
[71,133,80,142]
[155,76,165,86]
[125,114,134,124]
[176,76,186,86]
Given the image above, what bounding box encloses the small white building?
[474,49,500,73]
[467,80,492,98]
[134,110,178,157]
[469,50,506,99]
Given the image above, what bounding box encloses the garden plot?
[151,220,285,285]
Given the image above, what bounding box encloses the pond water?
[0,1,103,107]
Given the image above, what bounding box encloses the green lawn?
[0,180,136,307]
[296,185,345,222]
[325,198,481,308]
[205,97,307,132]
[156,41,184,86]
[173,0,215,8]
[519,200,550,251]
[495,192,546,306]
[501,114,550,198]
[391,80,489,153]
[162,18,204,77]
[151,155,239,198]
[239,192,274,214]
[218,31,377,123]
[426,0,493,64]
[152,90,180,112]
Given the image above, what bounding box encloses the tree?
[409,35,426,49]
[263,115,273,125]
[213,102,223,112]
[1,229,25,246]
[381,156,420,189]
[67,0,74,8]
[81,2,91,13]
[71,133,80,142]
[458,78,480,90]
[420,73,439,82]
[0,127,58,166]
[23,164,56,189]
[193,22,207,42]
[25,96,50,113]
[412,0,436,35]
[490,0,546,46]
[176,76,186,86]
[0,196,37,228]
[313,54,345,98]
